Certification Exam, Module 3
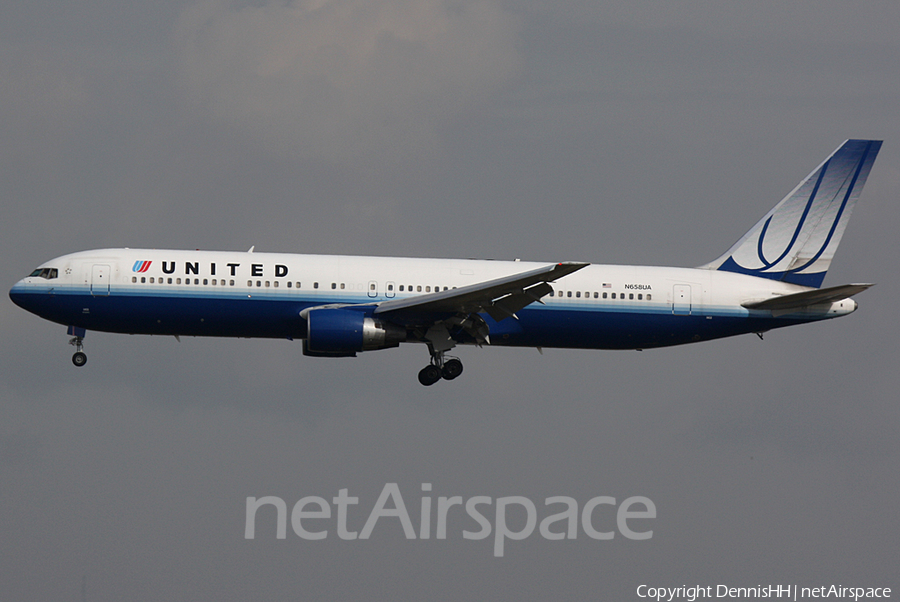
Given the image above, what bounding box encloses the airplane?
[9,139,881,386]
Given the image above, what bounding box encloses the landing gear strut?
[69,336,87,367]
[418,344,464,386]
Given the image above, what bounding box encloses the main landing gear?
[417,346,464,386]
[69,335,87,367]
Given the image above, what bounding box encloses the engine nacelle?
[303,308,406,357]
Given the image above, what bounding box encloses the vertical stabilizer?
[702,139,882,288]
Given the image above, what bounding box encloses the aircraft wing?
[374,261,589,322]
[742,283,874,311]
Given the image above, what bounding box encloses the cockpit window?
[28,268,59,280]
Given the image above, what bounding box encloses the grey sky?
[2,0,899,600]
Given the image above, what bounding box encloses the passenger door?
[91,264,110,296]
[672,284,691,315]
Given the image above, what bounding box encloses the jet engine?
[303,308,406,357]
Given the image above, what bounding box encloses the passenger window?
[194,279,199,284]
[331,283,336,289]
[647,294,652,301]
[266,281,270,287]
[638,294,642,300]
[426,286,431,292]
[256,281,262,287]
[150,277,155,284]
[370,283,376,291]
[399,285,404,292]
[132,276,137,283]
[287,282,292,288]
[273,281,278,288]
[340,283,345,290]
[388,284,394,291]
[611,293,616,299]
[567,291,572,298]
[177,278,182,284]
[602,292,607,299]
[168,278,173,284]
[203,279,208,285]
[417,286,422,292]
[593,292,598,299]
[314,282,319,289]
[558,291,563,297]
[629,293,634,300]
[576,291,581,298]
[247,280,252,287]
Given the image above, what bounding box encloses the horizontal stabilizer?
[742,283,873,311]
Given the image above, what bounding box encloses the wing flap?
[484,282,553,321]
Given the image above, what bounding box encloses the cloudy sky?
[2,0,899,599]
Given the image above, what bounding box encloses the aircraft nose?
[9,280,29,311]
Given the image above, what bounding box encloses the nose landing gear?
[69,333,87,367]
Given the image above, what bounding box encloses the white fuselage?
[9,248,856,352]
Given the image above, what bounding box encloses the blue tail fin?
[702,139,882,288]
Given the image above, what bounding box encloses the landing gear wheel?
[418,364,442,386]
[69,334,86,367]
[441,358,463,380]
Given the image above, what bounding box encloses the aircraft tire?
[441,359,463,380]
[72,352,87,367]
[418,365,441,386]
